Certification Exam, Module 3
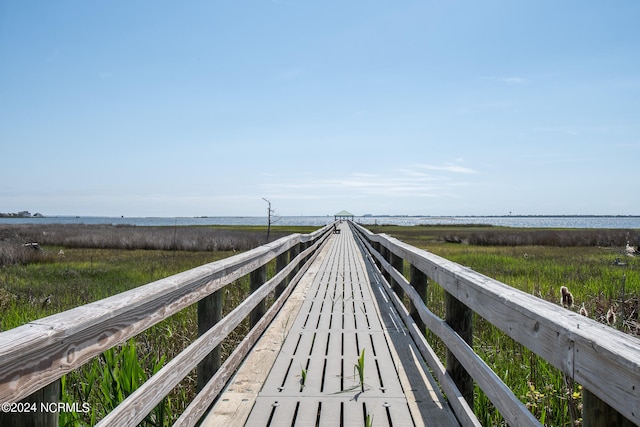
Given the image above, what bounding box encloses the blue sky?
[1,1,639,217]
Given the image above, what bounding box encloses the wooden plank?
[356,228,540,426]
[366,251,479,426]
[295,399,321,426]
[323,334,343,394]
[317,400,341,426]
[175,238,330,426]
[200,233,335,427]
[241,222,459,427]
[97,235,331,427]
[353,223,640,426]
[259,399,296,426]
[358,248,460,427]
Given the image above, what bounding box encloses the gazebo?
[334,210,354,222]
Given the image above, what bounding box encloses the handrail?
[350,221,640,426]
[0,224,333,425]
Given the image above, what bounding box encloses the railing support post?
[390,253,404,305]
[381,246,391,283]
[275,250,289,298]
[371,242,382,269]
[445,292,474,406]
[250,265,267,327]
[583,390,636,427]
[288,244,301,281]
[409,264,427,333]
[197,290,222,392]
[0,380,60,427]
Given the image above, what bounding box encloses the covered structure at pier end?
[334,210,354,221]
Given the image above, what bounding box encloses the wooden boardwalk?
[204,222,458,426]
[2,221,638,426]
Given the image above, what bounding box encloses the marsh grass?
[0,223,320,266]
[374,225,639,426]
[0,224,310,425]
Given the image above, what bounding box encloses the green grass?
[0,248,230,330]
[0,247,235,425]
[355,348,366,393]
[0,225,319,425]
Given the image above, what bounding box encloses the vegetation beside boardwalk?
[0,223,316,426]
[368,224,639,426]
[1,223,638,425]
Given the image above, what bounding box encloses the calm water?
[1,216,639,229]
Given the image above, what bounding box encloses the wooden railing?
[350,221,640,427]
[0,224,333,426]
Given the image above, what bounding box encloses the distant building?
[334,210,354,221]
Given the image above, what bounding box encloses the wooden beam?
[197,290,222,392]
[250,265,267,327]
[409,264,428,334]
[275,250,289,297]
[445,291,473,406]
[351,222,640,426]
[351,224,541,427]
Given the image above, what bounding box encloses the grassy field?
[368,224,639,426]
[0,223,317,426]
[1,223,638,426]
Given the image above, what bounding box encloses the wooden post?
[0,380,60,427]
[275,250,289,297]
[250,265,267,327]
[288,244,300,282]
[197,290,222,392]
[381,246,391,283]
[390,253,404,305]
[370,242,381,269]
[300,241,309,265]
[445,292,474,406]
[583,390,636,427]
[409,264,427,333]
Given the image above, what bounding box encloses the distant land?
[0,211,44,218]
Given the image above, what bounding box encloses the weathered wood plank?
[354,225,539,427]
[181,244,328,426]
[240,223,458,426]
[352,222,640,426]
[361,250,479,427]
[0,233,306,403]
[200,233,335,427]
[96,235,330,427]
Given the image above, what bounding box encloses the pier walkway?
[204,222,458,426]
[1,221,638,427]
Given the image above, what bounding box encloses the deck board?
[204,222,459,426]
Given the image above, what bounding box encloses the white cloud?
[503,77,526,84]
[260,162,480,205]
[417,163,478,174]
